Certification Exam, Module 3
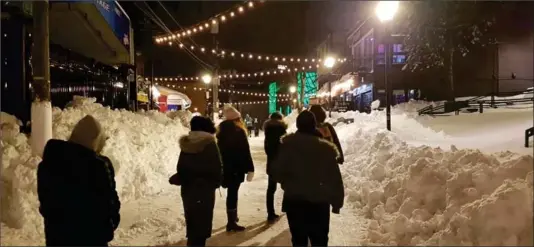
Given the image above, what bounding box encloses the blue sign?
[93,0,131,51]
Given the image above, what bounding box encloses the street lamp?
[289,85,296,93]
[324,56,336,69]
[376,1,399,131]
[202,74,212,84]
[324,56,336,117]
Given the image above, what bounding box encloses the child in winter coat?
[217,105,255,232]
[309,105,344,164]
[170,116,222,247]
[37,115,120,246]
[263,112,288,222]
[272,110,344,247]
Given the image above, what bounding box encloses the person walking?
[271,110,344,247]
[169,116,223,247]
[245,114,254,138]
[263,112,287,222]
[37,115,120,246]
[217,105,255,232]
[309,105,344,164]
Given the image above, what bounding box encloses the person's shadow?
[168,221,271,246]
[264,228,292,246]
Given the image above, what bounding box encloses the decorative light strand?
[212,98,290,106]
[149,62,350,82]
[154,1,262,43]
[156,83,291,98]
[167,43,347,64]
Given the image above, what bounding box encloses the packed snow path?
[113,136,367,246]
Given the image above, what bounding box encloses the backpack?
[317,124,333,143]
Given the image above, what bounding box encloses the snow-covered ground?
[1,97,532,246]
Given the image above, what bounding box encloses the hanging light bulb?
[205,23,209,28]
[199,26,203,31]
[248,2,254,7]
[238,6,244,12]
[201,47,205,52]
[221,15,226,21]
[230,12,235,17]
[212,19,217,25]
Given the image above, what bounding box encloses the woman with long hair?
[170,116,222,246]
[217,105,255,232]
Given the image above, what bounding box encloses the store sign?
[94,0,131,50]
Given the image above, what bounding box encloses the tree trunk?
[31,0,52,156]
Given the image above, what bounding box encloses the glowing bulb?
[238,6,244,12]
[179,44,184,48]
[172,35,176,39]
[258,56,262,60]
[190,46,194,50]
[199,26,203,31]
[205,23,209,28]
[212,19,217,25]
[187,30,191,34]
[230,12,235,17]
[201,47,205,52]
[248,2,253,7]
[221,15,226,21]
[168,42,172,46]
[231,52,235,56]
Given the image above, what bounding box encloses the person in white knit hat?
[216,105,255,232]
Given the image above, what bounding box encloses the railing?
[418,95,486,116]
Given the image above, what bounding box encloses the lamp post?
[324,56,336,117]
[375,1,399,131]
[202,74,212,116]
[289,85,297,109]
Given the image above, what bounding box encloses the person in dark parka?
[271,110,344,247]
[309,105,345,164]
[171,116,222,247]
[263,111,287,222]
[37,115,120,246]
[217,105,255,232]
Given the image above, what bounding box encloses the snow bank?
[337,113,533,245]
[1,97,189,245]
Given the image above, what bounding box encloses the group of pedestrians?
[36,104,345,247]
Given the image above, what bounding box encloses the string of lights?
[156,83,291,98]
[217,98,290,105]
[148,61,347,82]
[154,1,262,43]
[165,43,347,64]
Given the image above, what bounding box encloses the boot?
[226,209,245,232]
[267,213,280,223]
[187,238,206,247]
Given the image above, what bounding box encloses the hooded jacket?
[37,115,120,245]
[176,131,223,189]
[271,132,344,211]
[263,119,288,175]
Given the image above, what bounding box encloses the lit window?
[392,55,406,64]
[377,44,385,54]
[393,44,403,53]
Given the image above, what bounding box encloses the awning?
[49,1,133,65]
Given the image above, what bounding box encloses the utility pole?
[211,22,219,120]
[384,25,391,131]
[31,0,52,156]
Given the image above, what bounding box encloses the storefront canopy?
[49,1,133,65]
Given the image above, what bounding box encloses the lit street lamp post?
[375,1,399,131]
[324,56,336,118]
[202,74,212,116]
[289,85,297,109]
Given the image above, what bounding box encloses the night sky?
[121,1,364,90]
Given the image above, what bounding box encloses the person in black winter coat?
[170,116,223,247]
[263,112,287,222]
[37,115,120,246]
[309,105,345,164]
[272,110,344,247]
[216,105,255,232]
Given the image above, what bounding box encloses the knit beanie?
[296,110,317,133]
[223,105,241,120]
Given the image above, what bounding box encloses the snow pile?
[337,118,533,245]
[1,97,189,245]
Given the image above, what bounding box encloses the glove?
[246,172,254,182]
[332,207,340,214]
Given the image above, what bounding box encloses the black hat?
[190,116,216,134]
[269,111,284,120]
[296,110,317,132]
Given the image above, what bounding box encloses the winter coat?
[263,119,287,175]
[271,132,344,212]
[175,131,223,239]
[317,122,344,164]
[37,139,121,246]
[216,120,255,186]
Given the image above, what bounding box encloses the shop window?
[392,55,406,64]
[377,44,385,54]
[393,44,403,53]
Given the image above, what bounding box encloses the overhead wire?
[136,1,214,71]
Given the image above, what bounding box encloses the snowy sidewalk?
[113,136,367,246]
